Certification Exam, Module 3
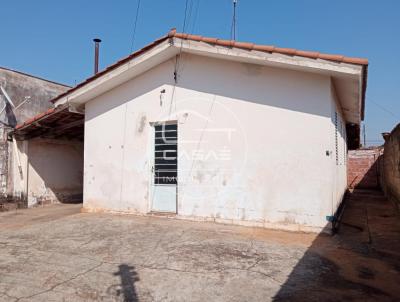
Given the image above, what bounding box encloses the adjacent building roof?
[14,104,84,140]
[0,66,71,88]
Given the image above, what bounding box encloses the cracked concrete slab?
[0,190,400,301]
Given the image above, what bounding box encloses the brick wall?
[380,124,400,207]
[347,148,383,189]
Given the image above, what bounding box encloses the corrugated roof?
[14,104,84,141]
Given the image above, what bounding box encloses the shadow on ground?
[1,191,399,301]
[273,189,400,301]
[112,264,140,302]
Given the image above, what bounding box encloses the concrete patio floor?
[0,190,399,301]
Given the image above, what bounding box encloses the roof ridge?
[168,28,368,66]
[49,28,368,106]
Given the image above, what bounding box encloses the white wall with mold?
[13,138,83,206]
[83,53,348,232]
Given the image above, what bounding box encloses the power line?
[186,0,195,31]
[369,99,399,120]
[189,0,200,33]
[168,0,191,117]
[174,0,191,83]
[181,0,190,34]
[129,0,142,53]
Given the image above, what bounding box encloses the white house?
[13,29,368,232]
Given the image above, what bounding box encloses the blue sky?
[0,0,398,145]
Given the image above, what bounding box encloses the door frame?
[148,120,178,214]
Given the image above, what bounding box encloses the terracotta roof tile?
[341,57,369,65]
[233,41,254,50]
[201,37,218,44]
[253,44,275,52]
[217,39,235,47]
[319,54,345,61]
[49,28,368,107]
[168,29,368,66]
[15,107,58,130]
[274,47,297,55]
[295,50,320,58]
[187,34,203,42]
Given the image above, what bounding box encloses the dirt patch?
[239,227,318,247]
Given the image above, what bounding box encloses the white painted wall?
[83,53,347,232]
[330,82,348,214]
[12,140,28,202]
[12,138,84,206]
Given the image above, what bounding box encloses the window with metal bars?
[154,123,177,185]
[344,126,347,163]
[335,112,338,165]
[339,119,343,165]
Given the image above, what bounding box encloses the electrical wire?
[369,99,399,120]
[174,0,190,74]
[181,0,190,34]
[167,0,191,118]
[129,0,142,53]
[186,0,194,31]
[189,0,200,33]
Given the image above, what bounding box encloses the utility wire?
[186,0,194,31]
[189,0,200,33]
[173,0,191,83]
[181,0,190,34]
[129,0,142,53]
[168,0,191,118]
[369,99,399,120]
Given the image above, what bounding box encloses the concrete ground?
[0,190,399,302]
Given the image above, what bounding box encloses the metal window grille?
[343,122,346,164]
[335,112,338,165]
[344,129,347,163]
[154,123,177,185]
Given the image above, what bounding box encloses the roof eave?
[51,34,172,105]
[48,28,368,119]
[361,64,368,121]
[53,38,178,107]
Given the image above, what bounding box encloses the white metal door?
[151,122,177,213]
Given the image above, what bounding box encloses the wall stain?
[137,115,147,134]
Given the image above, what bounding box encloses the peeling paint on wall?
[0,67,69,205]
[137,115,147,134]
[82,53,347,232]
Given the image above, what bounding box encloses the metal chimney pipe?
[93,38,102,74]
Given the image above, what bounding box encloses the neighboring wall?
[380,124,400,207]
[83,53,347,231]
[0,67,68,125]
[348,148,383,189]
[0,67,69,201]
[13,138,83,206]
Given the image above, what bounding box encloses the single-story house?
[12,28,368,232]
